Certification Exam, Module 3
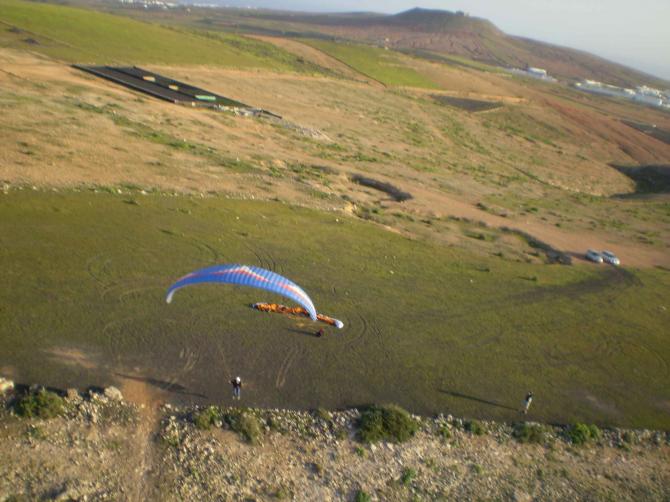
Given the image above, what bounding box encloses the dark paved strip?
[73,65,248,108]
[431,95,502,112]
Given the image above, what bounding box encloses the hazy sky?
[220,0,670,81]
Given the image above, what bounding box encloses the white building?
[508,66,557,83]
[527,67,547,78]
[633,94,663,107]
[575,79,668,109]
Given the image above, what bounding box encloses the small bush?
[566,423,601,445]
[513,422,546,444]
[315,407,332,424]
[400,467,416,486]
[621,430,636,445]
[194,406,220,430]
[15,389,64,419]
[438,425,452,440]
[274,486,291,499]
[358,404,418,443]
[464,420,486,436]
[224,411,262,444]
[354,490,371,502]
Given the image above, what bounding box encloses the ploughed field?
[1,190,669,429]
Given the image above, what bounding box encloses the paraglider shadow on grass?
[115,373,207,398]
[439,389,518,412]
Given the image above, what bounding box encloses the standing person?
[316,328,324,338]
[522,391,533,414]
[231,376,242,400]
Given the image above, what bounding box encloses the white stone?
[103,386,123,401]
[0,377,14,395]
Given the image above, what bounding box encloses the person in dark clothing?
[522,391,533,414]
[231,376,242,400]
[316,328,324,338]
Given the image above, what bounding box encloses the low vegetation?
[565,423,602,445]
[303,39,440,88]
[464,419,487,436]
[354,490,371,502]
[432,95,502,112]
[193,406,220,430]
[400,467,417,486]
[358,404,418,443]
[192,406,262,443]
[223,410,262,444]
[14,389,64,419]
[512,422,547,444]
[0,0,316,70]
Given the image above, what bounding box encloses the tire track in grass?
[245,243,284,274]
[370,319,391,363]
[275,345,301,390]
[246,243,269,270]
[117,284,163,304]
[324,312,373,371]
[192,239,222,263]
[86,253,115,292]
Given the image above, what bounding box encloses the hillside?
[178,6,669,88]
[2,1,670,499]
[0,0,321,71]
[1,0,670,436]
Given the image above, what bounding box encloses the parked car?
[601,250,620,266]
[585,249,603,263]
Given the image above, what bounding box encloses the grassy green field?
[1,189,669,429]
[0,0,319,70]
[303,39,441,89]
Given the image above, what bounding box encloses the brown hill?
[226,7,668,88]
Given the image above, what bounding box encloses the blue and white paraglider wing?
[166,264,317,321]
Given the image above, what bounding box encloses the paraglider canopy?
[166,264,318,321]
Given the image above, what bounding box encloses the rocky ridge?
[0,381,668,501]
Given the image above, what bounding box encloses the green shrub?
[471,463,484,475]
[621,430,636,445]
[224,411,262,444]
[15,389,64,419]
[274,486,291,499]
[194,406,220,430]
[438,425,452,440]
[566,423,601,445]
[358,404,418,443]
[513,422,546,444]
[464,420,486,436]
[400,467,416,486]
[354,490,371,502]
